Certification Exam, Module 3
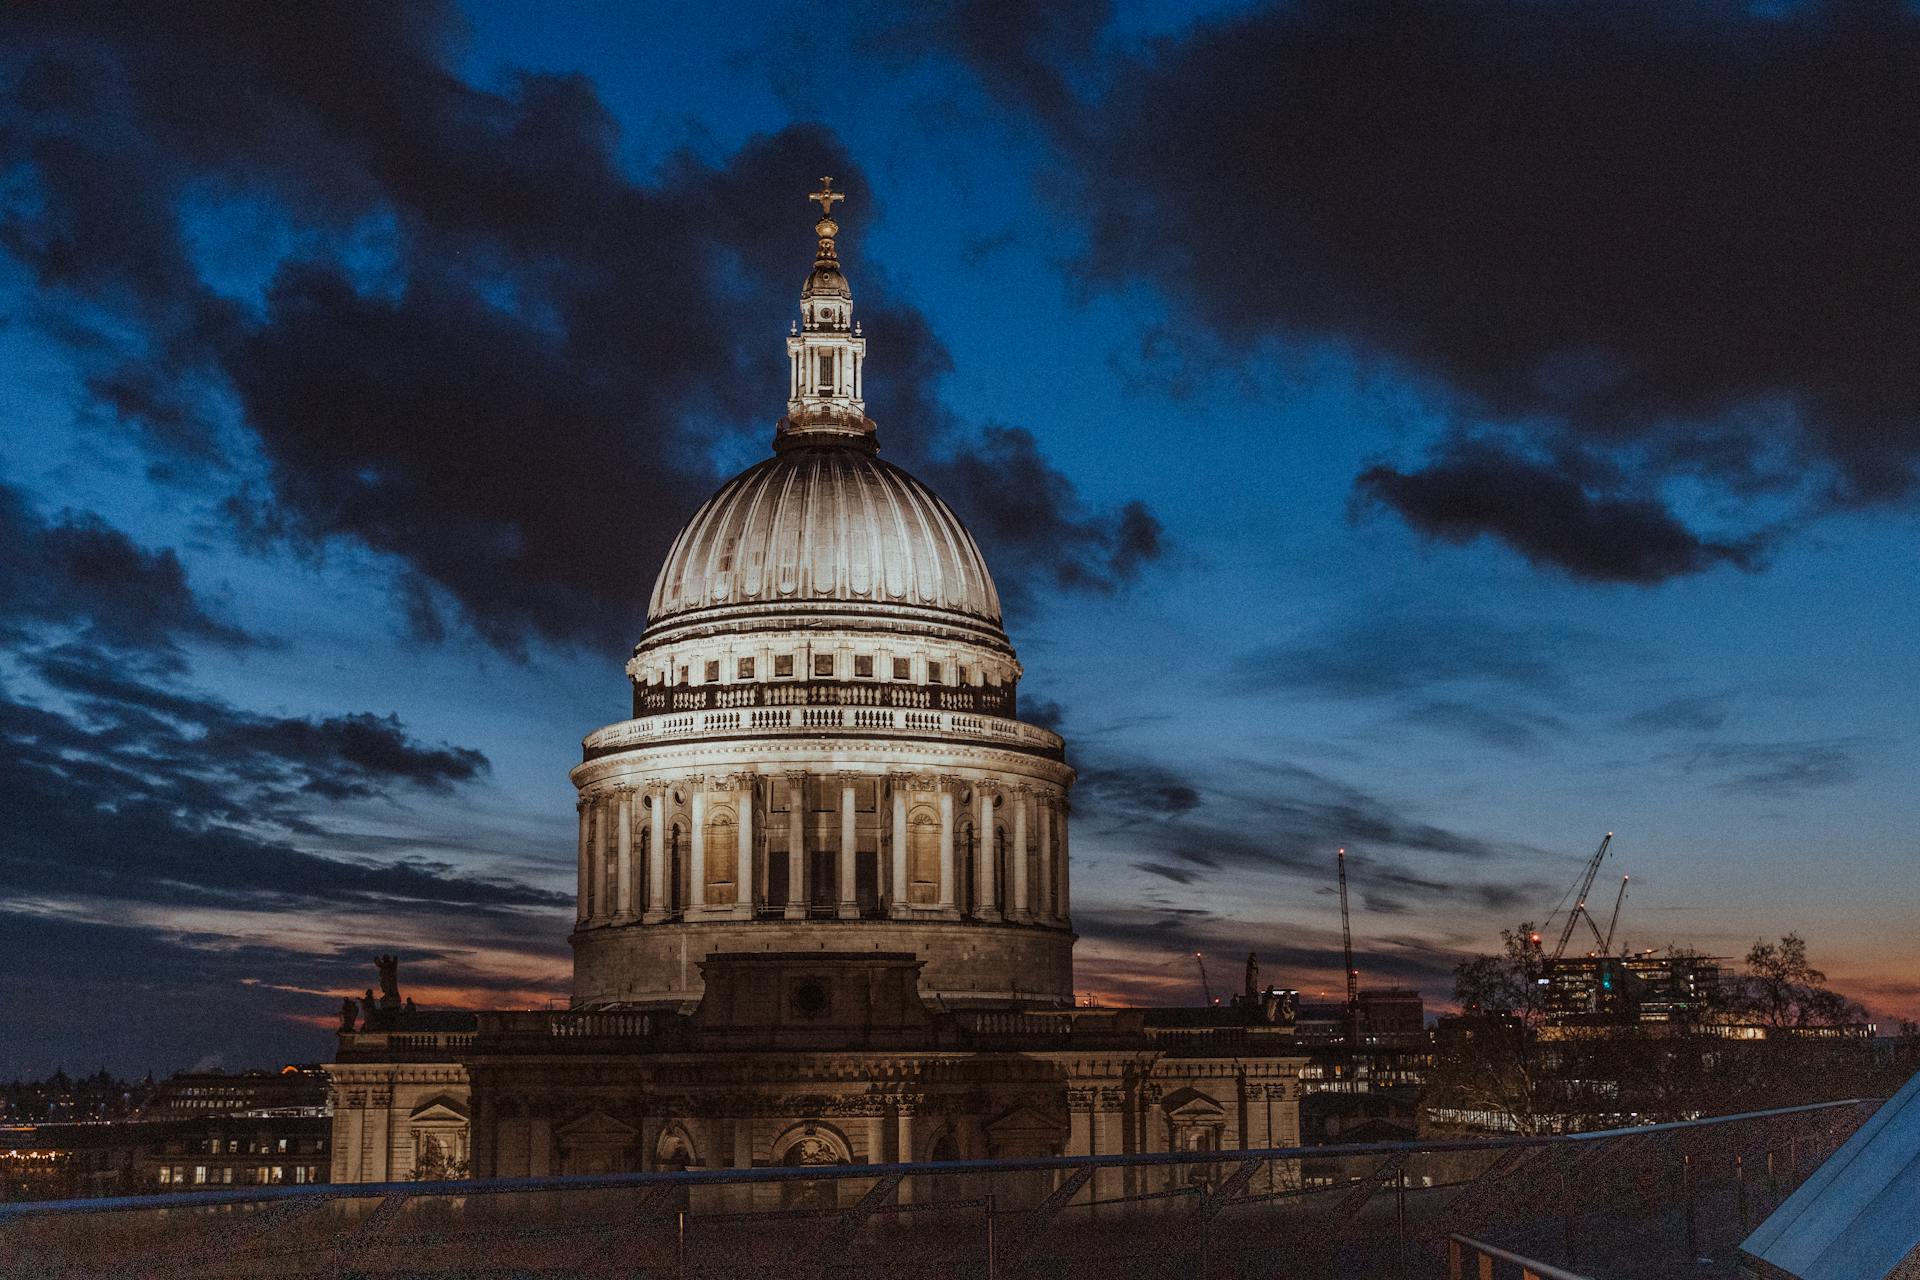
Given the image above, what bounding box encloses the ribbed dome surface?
[648,446,1002,626]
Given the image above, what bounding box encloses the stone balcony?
[581,702,1065,763]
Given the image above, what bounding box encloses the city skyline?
[3,0,1917,1078]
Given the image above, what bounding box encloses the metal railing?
[0,1097,1877,1278]
[1449,1234,1594,1280]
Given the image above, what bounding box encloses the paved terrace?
[0,1099,1875,1279]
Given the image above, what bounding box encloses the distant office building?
[143,1066,330,1120]
[1544,952,1724,1026]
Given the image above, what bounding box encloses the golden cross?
[810,176,844,217]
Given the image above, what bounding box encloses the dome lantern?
[784,177,871,447]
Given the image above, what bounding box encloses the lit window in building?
[854,655,873,678]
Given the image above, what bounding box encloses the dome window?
[854,655,873,678]
[813,653,835,677]
[704,660,720,683]
[892,657,911,680]
[738,657,755,679]
[775,654,794,678]
[926,660,942,684]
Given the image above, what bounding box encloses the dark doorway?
[855,850,879,916]
[768,851,789,911]
[809,848,836,912]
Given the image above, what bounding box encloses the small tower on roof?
[783,177,871,447]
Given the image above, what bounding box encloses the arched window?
[638,825,650,912]
[960,822,976,916]
[907,806,939,905]
[669,826,683,914]
[994,824,1009,917]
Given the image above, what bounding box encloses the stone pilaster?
[1010,784,1030,920]
[615,788,634,921]
[644,782,667,923]
[688,777,707,911]
[975,780,998,917]
[837,771,859,919]
[888,774,910,914]
[784,771,807,919]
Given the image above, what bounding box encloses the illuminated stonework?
[324,183,1305,1193]
[568,183,1074,1009]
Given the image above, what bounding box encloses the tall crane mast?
[1194,952,1213,1005]
[1551,832,1613,962]
[1337,847,1359,1043]
[1602,875,1630,954]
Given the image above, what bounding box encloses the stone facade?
[323,182,1306,1191]
[331,954,1304,1198]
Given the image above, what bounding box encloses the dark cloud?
[0,647,546,913]
[1355,440,1762,584]
[925,426,1164,606]
[1075,761,1203,819]
[1394,699,1567,754]
[0,909,570,1078]
[933,0,1920,580]
[1620,692,1735,735]
[0,1,1159,654]
[1020,695,1067,732]
[1074,906,1462,994]
[1074,749,1546,925]
[0,480,251,659]
[1672,739,1865,797]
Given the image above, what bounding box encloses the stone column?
[645,784,667,923]
[937,781,956,912]
[615,789,634,920]
[734,776,755,921]
[575,799,590,926]
[837,773,859,919]
[591,798,609,922]
[1011,786,1030,920]
[975,783,997,917]
[785,772,807,919]
[889,779,909,913]
[1036,795,1054,922]
[689,782,707,911]
[1057,799,1071,922]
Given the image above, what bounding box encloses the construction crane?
[1337,847,1359,1042]
[1194,952,1213,1005]
[1602,875,1630,954]
[1549,832,1613,962]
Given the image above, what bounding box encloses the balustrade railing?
[583,703,1064,761]
[633,678,1014,720]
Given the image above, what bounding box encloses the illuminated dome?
[571,178,1074,1014]
[647,446,1003,627]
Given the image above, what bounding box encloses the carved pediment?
[1159,1088,1226,1120]
[556,1108,638,1141]
[408,1094,470,1124]
[985,1104,1066,1138]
